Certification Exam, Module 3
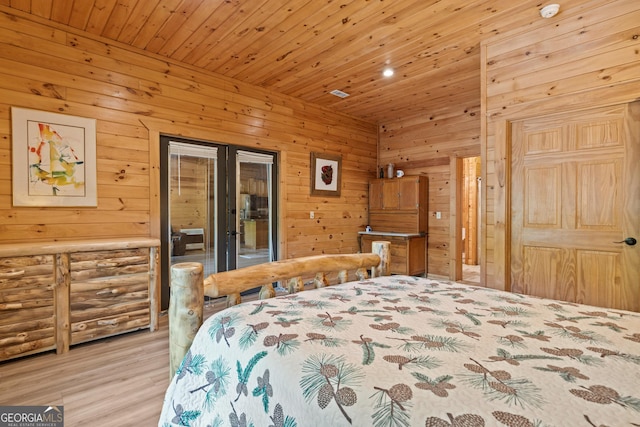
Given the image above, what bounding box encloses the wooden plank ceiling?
[3,0,572,124]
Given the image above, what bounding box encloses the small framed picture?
[310,152,341,197]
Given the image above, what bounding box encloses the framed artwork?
[310,152,341,197]
[11,107,97,207]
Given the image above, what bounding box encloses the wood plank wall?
[380,0,639,281]
[0,8,377,260]
[379,103,481,276]
[481,0,640,289]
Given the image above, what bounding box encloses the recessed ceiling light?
[383,68,394,77]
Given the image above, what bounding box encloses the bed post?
[169,262,203,379]
[372,241,391,276]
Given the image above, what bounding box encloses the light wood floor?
[0,298,232,427]
[461,263,480,284]
[0,315,173,426]
[0,272,481,427]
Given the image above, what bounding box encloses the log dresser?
[0,238,160,361]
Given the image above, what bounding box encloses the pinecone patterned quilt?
[159,275,640,427]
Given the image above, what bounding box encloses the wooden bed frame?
[168,241,391,377]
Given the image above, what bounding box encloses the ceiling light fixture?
[329,89,350,98]
[540,4,560,18]
[382,68,394,77]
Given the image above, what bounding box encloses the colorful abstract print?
[28,122,85,196]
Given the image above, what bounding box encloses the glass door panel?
[235,150,275,269]
[168,142,218,278]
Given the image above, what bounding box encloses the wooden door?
[511,102,639,311]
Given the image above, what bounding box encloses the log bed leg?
[169,262,203,379]
[372,241,391,277]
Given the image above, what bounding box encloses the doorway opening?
[460,156,480,284]
[159,135,278,310]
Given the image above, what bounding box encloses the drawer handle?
[96,287,124,296]
[1,303,23,309]
[0,269,25,279]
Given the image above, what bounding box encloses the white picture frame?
[11,107,97,207]
[310,152,342,197]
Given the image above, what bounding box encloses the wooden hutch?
[360,175,428,275]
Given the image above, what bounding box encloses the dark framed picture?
[310,152,341,197]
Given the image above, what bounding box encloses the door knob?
[614,237,637,246]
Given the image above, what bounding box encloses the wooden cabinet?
[244,219,269,250]
[361,234,426,275]
[369,176,427,233]
[0,238,159,362]
[367,175,428,275]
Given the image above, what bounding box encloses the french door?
[159,136,277,309]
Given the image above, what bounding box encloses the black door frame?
[159,135,278,310]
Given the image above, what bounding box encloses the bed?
[158,248,640,426]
